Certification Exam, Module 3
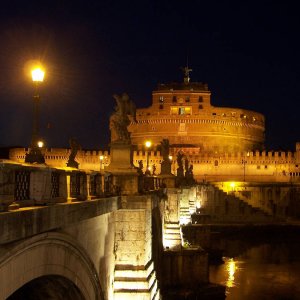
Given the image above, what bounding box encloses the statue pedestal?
[159,174,176,188]
[105,143,139,195]
[106,143,135,172]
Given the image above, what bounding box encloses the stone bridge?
[0,194,167,299]
[0,161,168,300]
[1,159,296,299]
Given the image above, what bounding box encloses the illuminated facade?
[128,81,265,153]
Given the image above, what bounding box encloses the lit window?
[159,96,164,103]
[171,107,178,114]
[185,107,191,114]
[171,106,191,115]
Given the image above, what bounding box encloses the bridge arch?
[7,275,85,299]
[0,232,103,300]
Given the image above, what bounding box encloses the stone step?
[163,233,181,240]
[164,222,180,228]
[114,273,159,300]
[164,228,180,234]
[114,262,154,279]
[114,268,156,290]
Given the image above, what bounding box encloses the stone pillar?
[86,174,92,200]
[30,168,52,205]
[163,188,181,250]
[113,208,160,299]
[0,167,15,211]
[66,174,72,203]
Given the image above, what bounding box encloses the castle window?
[179,107,185,115]
[171,107,178,114]
[159,104,163,109]
[212,112,216,116]
[171,106,191,115]
[198,96,203,102]
[159,96,164,103]
[199,104,203,109]
[172,96,177,103]
[185,96,190,102]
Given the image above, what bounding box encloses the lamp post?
[145,140,152,176]
[25,66,45,164]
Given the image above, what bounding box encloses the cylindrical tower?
[129,81,265,153]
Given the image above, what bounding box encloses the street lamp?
[145,140,152,176]
[25,66,45,164]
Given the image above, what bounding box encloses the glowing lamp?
[37,140,44,148]
[145,141,152,148]
[31,67,45,82]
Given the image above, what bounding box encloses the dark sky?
[0,0,299,151]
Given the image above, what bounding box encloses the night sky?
[0,0,299,151]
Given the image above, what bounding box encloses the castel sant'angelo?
[129,67,265,153]
[10,68,300,183]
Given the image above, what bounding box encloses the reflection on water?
[225,258,238,289]
[209,241,300,300]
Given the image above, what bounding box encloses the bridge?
[0,158,299,299]
[0,160,169,299]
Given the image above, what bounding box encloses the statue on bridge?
[176,152,185,179]
[176,152,195,186]
[67,138,81,168]
[109,93,136,144]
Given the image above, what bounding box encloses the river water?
[209,233,300,300]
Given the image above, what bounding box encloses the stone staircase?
[114,261,160,300]
[199,184,275,223]
[163,221,182,249]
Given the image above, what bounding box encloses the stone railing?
[138,175,162,193]
[0,161,115,212]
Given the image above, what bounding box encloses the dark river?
[209,230,300,300]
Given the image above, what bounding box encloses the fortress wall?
[8,146,300,182]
